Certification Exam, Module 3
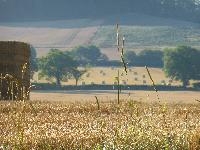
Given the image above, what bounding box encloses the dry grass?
[0,100,200,149]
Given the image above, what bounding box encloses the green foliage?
[71,68,87,86]
[1,0,200,23]
[137,50,164,67]
[124,51,137,65]
[124,50,163,67]
[30,46,38,78]
[71,45,108,66]
[163,46,200,87]
[38,49,77,86]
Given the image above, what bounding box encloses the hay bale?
[161,80,166,85]
[143,80,147,84]
[86,73,90,77]
[114,82,117,85]
[123,81,127,85]
[167,83,171,86]
[0,41,30,100]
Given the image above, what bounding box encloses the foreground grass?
[0,100,200,149]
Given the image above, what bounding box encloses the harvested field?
[0,26,98,57]
[31,90,200,104]
[34,67,181,86]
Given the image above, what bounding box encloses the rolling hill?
[0,13,200,60]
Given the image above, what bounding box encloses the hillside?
[1,0,200,23]
[0,13,200,59]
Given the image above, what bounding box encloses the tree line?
[31,46,109,87]
[31,45,200,87]
[124,50,163,68]
[1,0,200,23]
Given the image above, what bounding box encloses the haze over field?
[1,1,200,149]
[1,14,200,59]
[1,0,200,59]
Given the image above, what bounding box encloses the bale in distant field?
[0,41,30,100]
[123,81,127,85]
[161,80,166,85]
[143,80,147,84]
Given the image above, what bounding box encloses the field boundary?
[31,83,199,91]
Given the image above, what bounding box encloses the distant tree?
[30,46,38,79]
[71,68,87,86]
[71,45,108,66]
[137,50,164,67]
[124,51,137,66]
[163,46,200,87]
[1,0,200,23]
[38,49,77,86]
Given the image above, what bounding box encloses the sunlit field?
[1,100,200,149]
[34,67,181,86]
[30,90,200,104]
[1,0,200,149]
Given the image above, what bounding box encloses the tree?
[124,51,137,66]
[71,45,108,66]
[38,49,77,86]
[30,46,38,79]
[1,0,200,23]
[71,68,87,86]
[124,50,164,67]
[137,50,164,67]
[163,46,200,87]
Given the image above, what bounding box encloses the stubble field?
[34,67,181,86]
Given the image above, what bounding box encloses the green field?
[92,26,200,50]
